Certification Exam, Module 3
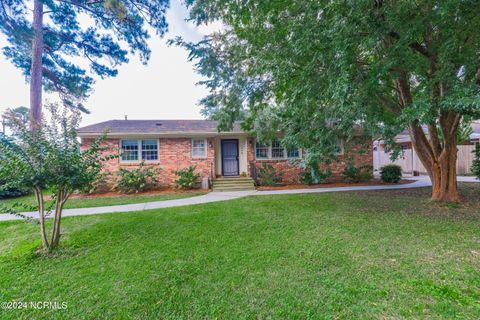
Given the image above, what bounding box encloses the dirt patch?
[68,188,209,200]
[256,179,414,191]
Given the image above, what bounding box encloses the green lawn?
[0,191,206,210]
[1,184,480,319]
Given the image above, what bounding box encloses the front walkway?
[0,179,439,222]
[4,176,480,221]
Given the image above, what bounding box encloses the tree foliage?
[0,0,169,112]
[181,0,480,201]
[2,106,29,127]
[0,104,112,251]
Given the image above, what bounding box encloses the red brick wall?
[82,136,373,188]
[81,138,215,188]
[246,137,373,184]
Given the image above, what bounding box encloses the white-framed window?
[120,139,159,162]
[192,138,207,158]
[255,141,269,159]
[271,139,285,159]
[121,139,139,161]
[142,139,159,161]
[255,139,301,160]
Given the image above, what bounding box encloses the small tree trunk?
[51,190,69,249]
[30,0,44,127]
[34,187,49,249]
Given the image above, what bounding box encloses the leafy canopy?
[0,0,169,110]
[0,104,110,197]
[0,103,114,249]
[180,0,480,160]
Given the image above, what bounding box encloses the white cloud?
[197,20,225,36]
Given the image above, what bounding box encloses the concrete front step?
[212,177,256,191]
[215,177,254,182]
[213,186,256,192]
[213,181,255,186]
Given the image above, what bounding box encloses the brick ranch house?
[78,119,373,189]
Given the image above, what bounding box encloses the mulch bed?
[69,188,209,200]
[256,179,414,191]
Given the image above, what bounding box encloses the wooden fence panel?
[374,145,476,175]
[457,145,474,175]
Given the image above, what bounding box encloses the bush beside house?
[174,166,201,190]
[342,163,373,183]
[380,164,402,183]
[115,164,161,193]
[256,163,283,186]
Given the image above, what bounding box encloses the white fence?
[374,145,475,175]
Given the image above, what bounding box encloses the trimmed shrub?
[174,166,201,190]
[0,182,29,199]
[115,163,161,193]
[300,167,332,185]
[471,143,480,180]
[343,163,373,183]
[380,164,402,183]
[257,163,282,186]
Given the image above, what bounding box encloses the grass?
[0,184,479,319]
[0,191,206,210]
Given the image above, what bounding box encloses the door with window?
[221,139,239,176]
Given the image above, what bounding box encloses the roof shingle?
[78,119,243,135]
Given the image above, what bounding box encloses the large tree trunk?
[30,0,44,127]
[428,146,460,202]
[409,113,461,203]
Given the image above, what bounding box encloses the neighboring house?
[374,122,480,175]
[78,119,372,189]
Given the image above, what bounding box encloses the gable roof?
[78,119,243,137]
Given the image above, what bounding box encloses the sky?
[0,0,218,126]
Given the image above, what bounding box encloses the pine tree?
[1,0,169,125]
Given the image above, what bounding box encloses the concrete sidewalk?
[0,179,436,222]
[403,174,479,183]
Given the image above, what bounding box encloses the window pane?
[121,140,138,161]
[193,139,205,148]
[271,139,284,159]
[255,142,268,159]
[192,139,206,157]
[192,148,205,157]
[142,139,158,161]
[287,148,299,158]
